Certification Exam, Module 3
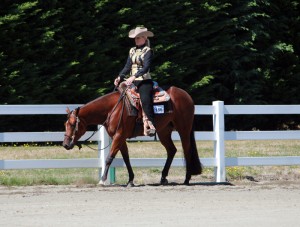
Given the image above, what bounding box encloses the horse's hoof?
[126,181,135,187]
[160,178,168,185]
[98,180,107,186]
[184,180,190,185]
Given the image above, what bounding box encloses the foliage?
[0,0,299,131]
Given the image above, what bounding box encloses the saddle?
[118,81,173,137]
[118,82,173,138]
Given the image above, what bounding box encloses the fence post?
[213,101,226,182]
[98,125,114,184]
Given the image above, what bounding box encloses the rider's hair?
[146,38,150,47]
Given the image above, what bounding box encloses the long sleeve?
[119,56,132,80]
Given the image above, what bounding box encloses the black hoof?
[127,181,135,187]
[184,180,190,185]
[160,178,168,185]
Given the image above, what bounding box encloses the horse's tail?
[190,124,203,175]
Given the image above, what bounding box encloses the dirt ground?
[1,180,300,227]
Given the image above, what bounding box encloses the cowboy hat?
[128,27,154,38]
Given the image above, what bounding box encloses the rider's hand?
[126,76,135,86]
[114,76,120,86]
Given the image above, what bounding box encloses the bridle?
[64,107,81,141]
[64,90,127,150]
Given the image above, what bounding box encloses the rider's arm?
[119,56,132,80]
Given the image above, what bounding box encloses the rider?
[114,26,156,136]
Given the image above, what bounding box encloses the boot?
[143,117,156,137]
[147,121,156,137]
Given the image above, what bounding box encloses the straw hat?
[128,27,154,38]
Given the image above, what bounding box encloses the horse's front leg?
[99,155,114,185]
[119,142,135,187]
[98,137,124,186]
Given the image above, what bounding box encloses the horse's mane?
[84,91,119,106]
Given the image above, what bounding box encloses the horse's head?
[63,107,86,150]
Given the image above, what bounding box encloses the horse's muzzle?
[62,138,75,150]
[63,142,75,150]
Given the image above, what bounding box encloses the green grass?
[0,169,99,186]
[1,140,300,186]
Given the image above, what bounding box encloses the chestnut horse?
[63,86,202,186]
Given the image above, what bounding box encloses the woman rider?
[114,27,156,136]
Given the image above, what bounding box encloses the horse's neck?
[79,92,119,126]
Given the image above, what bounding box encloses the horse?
[63,86,202,186]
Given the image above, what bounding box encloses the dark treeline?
[1,0,299,132]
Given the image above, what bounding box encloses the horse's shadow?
[147,182,234,187]
[108,181,234,188]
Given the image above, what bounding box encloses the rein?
[72,90,127,150]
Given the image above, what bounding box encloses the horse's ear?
[66,107,70,114]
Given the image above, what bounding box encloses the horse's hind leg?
[177,126,202,185]
[178,130,193,185]
[157,125,177,185]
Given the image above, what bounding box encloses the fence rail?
[1,102,300,183]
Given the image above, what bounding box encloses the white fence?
[1,102,300,183]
